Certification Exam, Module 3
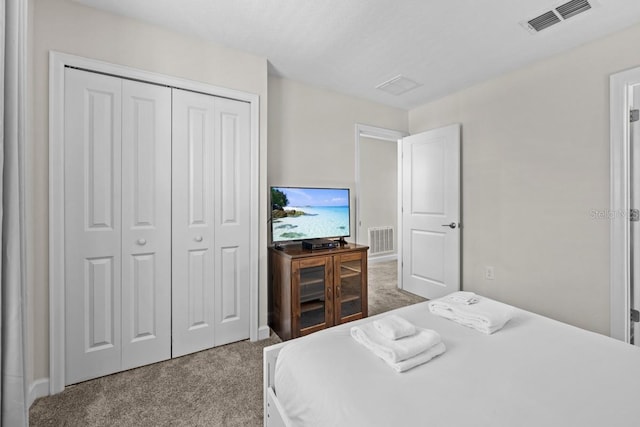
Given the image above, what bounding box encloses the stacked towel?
[351,317,445,373]
[373,314,416,340]
[445,291,479,305]
[428,292,515,334]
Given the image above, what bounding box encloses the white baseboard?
[368,253,398,264]
[258,325,271,340]
[28,378,50,407]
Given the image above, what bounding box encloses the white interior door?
[212,97,251,346]
[120,80,172,368]
[171,89,217,357]
[632,86,640,346]
[64,68,123,384]
[65,69,172,384]
[401,124,460,299]
[172,90,252,356]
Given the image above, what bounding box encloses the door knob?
[441,222,457,229]
[195,236,203,242]
[136,238,147,245]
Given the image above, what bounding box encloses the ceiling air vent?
[523,0,594,33]
[375,75,422,96]
[527,10,561,32]
[556,0,591,20]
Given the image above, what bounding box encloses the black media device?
[301,238,339,250]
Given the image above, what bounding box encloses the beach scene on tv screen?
[271,187,350,242]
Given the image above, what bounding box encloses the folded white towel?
[350,322,442,363]
[390,342,446,373]
[428,293,515,334]
[373,315,417,340]
[445,291,479,305]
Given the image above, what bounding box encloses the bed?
[263,299,640,426]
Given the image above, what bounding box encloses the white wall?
[29,0,269,383]
[358,137,398,254]
[409,22,640,335]
[268,76,408,243]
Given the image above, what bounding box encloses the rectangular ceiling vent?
[376,75,422,96]
[523,0,593,33]
[528,11,561,32]
[556,0,592,20]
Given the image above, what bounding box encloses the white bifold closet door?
[64,68,251,384]
[171,89,251,357]
[64,68,172,384]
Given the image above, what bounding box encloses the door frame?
[354,124,407,271]
[610,66,640,342]
[49,51,260,394]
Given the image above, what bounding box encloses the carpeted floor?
[30,260,424,426]
[367,260,426,316]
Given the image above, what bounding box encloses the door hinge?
[631,209,640,222]
[631,109,640,123]
[631,309,640,323]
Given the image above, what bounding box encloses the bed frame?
[263,342,292,427]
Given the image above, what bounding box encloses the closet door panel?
[172,89,216,357]
[220,247,240,321]
[187,249,208,325]
[64,68,123,384]
[213,98,251,346]
[121,80,172,369]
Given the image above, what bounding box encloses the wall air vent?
[375,75,422,96]
[556,0,592,20]
[527,11,561,32]
[368,226,394,255]
[523,0,594,33]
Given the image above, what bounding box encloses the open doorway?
[354,125,407,281]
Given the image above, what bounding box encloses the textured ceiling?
[73,0,640,109]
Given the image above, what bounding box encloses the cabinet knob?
[136,238,147,246]
[195,236,203,242]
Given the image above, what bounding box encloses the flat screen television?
[270,186,351,243]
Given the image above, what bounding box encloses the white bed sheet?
[274,301,640,427]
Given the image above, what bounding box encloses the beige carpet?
[30,260,424,426]
[367,260,426,316]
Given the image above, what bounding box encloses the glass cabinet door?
[295,258,333,334]
[335,252,367,323]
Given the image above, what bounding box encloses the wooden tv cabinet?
[268,243,368,340]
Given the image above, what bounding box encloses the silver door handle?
[195,236,203,242]
[137,238,147,245]
[441,223,457,229]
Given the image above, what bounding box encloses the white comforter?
[273,301,640,427]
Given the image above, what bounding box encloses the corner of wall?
[28,377,50,408]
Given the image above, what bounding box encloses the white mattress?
[274,301,640,427]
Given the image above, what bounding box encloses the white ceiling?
[74,0,640,110]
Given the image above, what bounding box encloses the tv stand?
[268,243,369,339]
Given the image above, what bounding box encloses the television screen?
[271,186,350,243]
